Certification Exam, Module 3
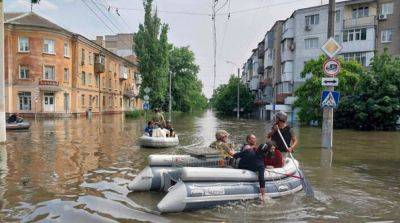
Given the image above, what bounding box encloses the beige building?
[4,12,141,117]
[376,0,400,57]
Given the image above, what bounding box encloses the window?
[282,82,292,94]
[335,10,340,23]
[89,52,92,65]
[81,49,85,64]
[43,39,55,54]
[381,3,393,15]
[64,68,69,82]
[343,28,367,42]
[103,95,106,107]
[89,95,93,107]
[305,14,319,25]
[19,65,29,79]
[88,73,92,85]
[381,29,393,43]
[18,92,31,110]
[64,43,69,57]
[81,72,86,85]
[43,66,55,80]
[305,38,318,49]
[18,37,29,52]
[352,7,369,19]
[96,96,99,107]
[95,74,100,87]
[342,52,367,66]
[334,34,340,43]
[81,94,85,106]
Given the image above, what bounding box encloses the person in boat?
[144,121,154,137]
[227,134,266,201]
[260,140,284,168]
[209,130,235,164]
[7,113,23,123]
[152,108,166,128]
[267,111,297,162]
[165,121,175,137]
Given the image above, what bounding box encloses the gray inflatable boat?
[128,155,303,213]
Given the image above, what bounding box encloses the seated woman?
[165,121,175,137]
[259,140,284,168]
[144,121,154,136]
[228,134,266,201]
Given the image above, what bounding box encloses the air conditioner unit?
[378,14,387,20]
[305,25,312,31]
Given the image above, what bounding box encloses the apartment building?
[376,0,400,56]
[4,12,141,117]
[95,33,135,58]
[242,0,388,121]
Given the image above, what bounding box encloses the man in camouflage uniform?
[209,130,235,161]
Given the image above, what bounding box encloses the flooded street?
[1,110,399,222]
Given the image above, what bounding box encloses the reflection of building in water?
[4,12,142,118]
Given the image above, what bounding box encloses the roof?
[5,12,71,34]
[4,12,137,67]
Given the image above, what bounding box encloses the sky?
[5,0,331,98]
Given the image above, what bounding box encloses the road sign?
[143,95,149,101]
[321,37,342,58]
[144,87,151,94]
[143,103,150,110]
[323,58,341,77]
[321,91,340,108]
[322,77,339,87]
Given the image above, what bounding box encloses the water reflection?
[0,110,399,222]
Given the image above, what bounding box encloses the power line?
[80,0,116,34]
[90,0,124,33]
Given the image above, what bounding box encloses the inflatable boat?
[128,154,303,212]
[139,135,179,148]
[6,122,31,130]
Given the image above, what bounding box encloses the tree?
[211,76,254,115]
[351,51,400,130]
[135,0,170,109]
[293,55,363,127]
[169,46,207,112]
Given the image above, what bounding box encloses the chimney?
[95,36,104,47]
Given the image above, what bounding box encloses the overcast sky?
[5,0,330,98]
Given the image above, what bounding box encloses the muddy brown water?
[0,110,399,222]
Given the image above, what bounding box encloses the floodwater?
[0,110,399,222]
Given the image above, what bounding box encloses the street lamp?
[226,61,240,119]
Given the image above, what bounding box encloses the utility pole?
[321,0,336,149]
[212,0,217,93]
[168,71,172,122]
[0,0,6,143]
[236,67,240,119]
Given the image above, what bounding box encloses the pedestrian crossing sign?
[321,90,340,108]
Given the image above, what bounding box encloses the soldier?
[209,130,235,161]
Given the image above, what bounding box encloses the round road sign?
[323,58,341,77]
[143,95,149,101]
[144,87,151,94]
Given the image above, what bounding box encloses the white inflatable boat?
[139,135,179,148]
[128,154,303,212]
[6,122,31,130]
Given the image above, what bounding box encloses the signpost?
[143,87,151,123]
[323,58,341,77]
[321,90,340,108]
[321,77,339,87]
[320,28,342,149]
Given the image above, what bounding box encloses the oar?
[277,128,314,197]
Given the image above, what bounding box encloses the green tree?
[211,76,254,115]
[169,46,207,112]
[351,51,400,130]
[135,0,170,109]
[293,55,363,127]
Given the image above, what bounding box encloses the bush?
[125,110,144,119]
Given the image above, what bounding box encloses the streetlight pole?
[226,61,240,119]
[0,0,6,143]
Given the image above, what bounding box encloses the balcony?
[344,16,376,28]
[259,78,272,88]
[281,50,294,62]
[38,79,62,91]
[94,54,105,73]
[276,93,292,104]
[250,76,259,91]
[281,72,292,82]
[254,99,267,106]
[123,89,136,98]
[135,74,142,85]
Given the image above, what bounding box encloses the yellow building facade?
[4,12,141,117]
